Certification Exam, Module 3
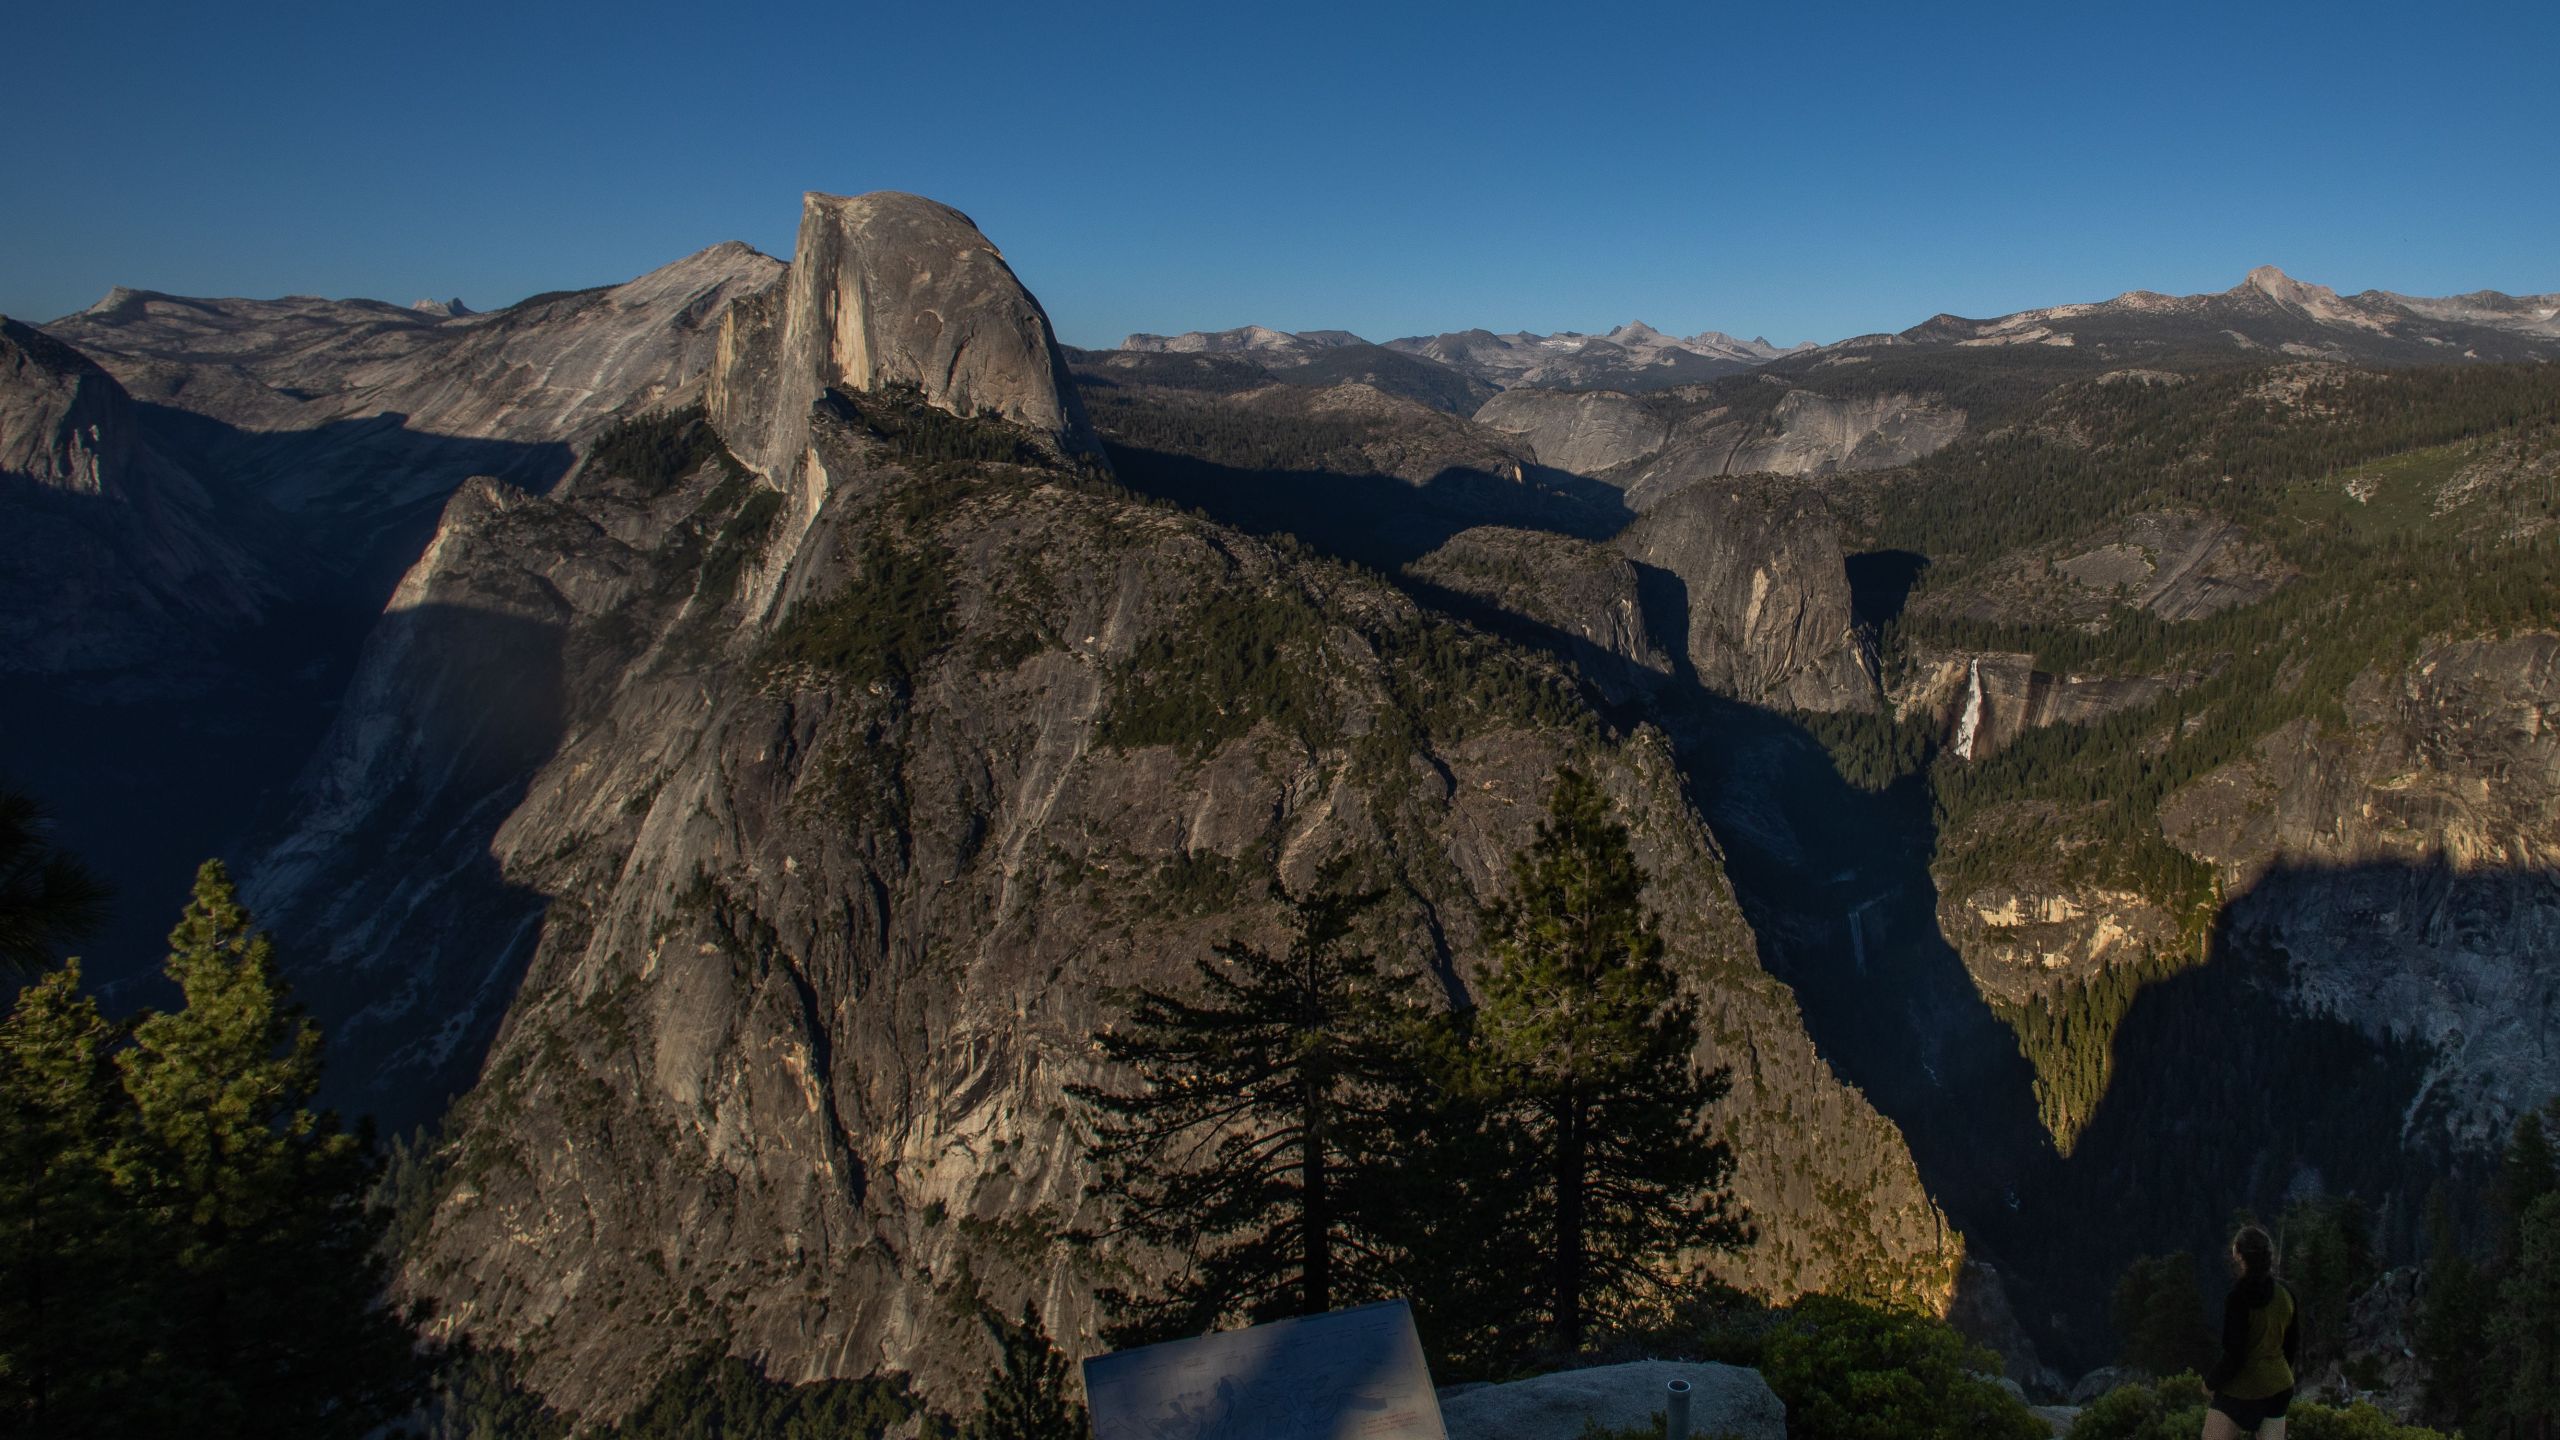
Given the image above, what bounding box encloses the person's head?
[2230,1224,2275,1279]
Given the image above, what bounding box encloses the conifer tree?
[0,790,107,979]
[1075,864,1423,1341]
[0,962,144,1437]
[960,1303,1084,1440]
[2492,1193,2560,1439]
[2110,1252,2212,1377]
[2416,1185,2487,1429]
[2502,1106,2559,1262]
[1473,768,1749,1353]
[112,860,426,1438]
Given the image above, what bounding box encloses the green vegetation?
[2281,1194,2379,1379]
[0,862,428,1438]
[589,405,749,497]
[1797,708,1935,793]
[2405,1100,2560,1434]
[1756,1294,2044,1440]
[1992,953,2193,1152]
[1873,363,2560,577]
[606,1355,941,1440]
[957,1304,1084,1440]
[2109,1252,2213,1377]
[1473,768,1750,1353]
[1779,364,2560,1131]
[761,533,955,691]
[1079,775,1749,1378]
[1073,867,1425,1341]
[1084,392,1392,476]
[1102,586,1338,757]
[2065,1372,2450,1440]
[826,382,1039,473]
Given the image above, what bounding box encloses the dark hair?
[2233,1224,2276,1278]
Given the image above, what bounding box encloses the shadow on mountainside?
[137,401,575,595]
[1100,441,1634,573]
[1112,439,2522,1377]
[5,410,575,1016]
[237,599,577,1131]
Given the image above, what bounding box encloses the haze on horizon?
[4,0,2554,351]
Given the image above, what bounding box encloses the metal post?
[1665,1377,1692,1440]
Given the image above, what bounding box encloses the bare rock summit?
[711,191,1098,480]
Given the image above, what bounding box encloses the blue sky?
[5,1,2555,349]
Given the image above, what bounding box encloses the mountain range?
[6,196,2557,1421]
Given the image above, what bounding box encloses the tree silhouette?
[1074,864,1425,1340]
[0,790,106,979]
[1473,768,1750,1352]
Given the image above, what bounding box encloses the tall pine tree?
[2416,1184,2488,1429]
[1075,864,1423,1341]
[2493,1193,2560,1440]
[0,962,145,1438]
[959,1303,1085,1440]
[1473,768,1749,1353]
[111,860,427,1438]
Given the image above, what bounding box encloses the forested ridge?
[1792,360,2560,1148]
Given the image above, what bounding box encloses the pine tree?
[1074,865,1425,1341]
[0,962,146,1438]
[2282,1194,2377,1376]
[2492,1193,2560,1439]
[960,1303,1085,1440]
[2502,1107,2560,1263]
[112,859,427,1438]
[2416,1185,2487,1429]
[1473,768,1750,1353]
[0,790,107,979]
[2111,1252,2212,1377]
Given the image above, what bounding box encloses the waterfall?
[1847,900,1872,974]
[1951,656,1984,761]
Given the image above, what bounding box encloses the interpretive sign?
[1082,1298,1447,1440]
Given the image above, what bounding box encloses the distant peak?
[83,285,152,317]
[412,297,474,318]
[2239,265,2339,305]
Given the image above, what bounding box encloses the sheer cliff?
[234,194,1956,1419]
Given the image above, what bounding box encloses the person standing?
[2204,1224,2301,1439]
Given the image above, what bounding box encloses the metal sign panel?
[1082,1299,1448,1440]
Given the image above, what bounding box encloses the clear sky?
[6,0,2555,350]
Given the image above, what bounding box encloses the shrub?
[1759,1294,2044,1440]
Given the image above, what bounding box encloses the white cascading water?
[1951,656,1984,761]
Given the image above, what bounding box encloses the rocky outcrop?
[329,433,1951,1416]
[1408,526,1674,704]
[1474,388,1673,476]
[1438,1360,1784,1440]
[1619,390,1964,511]
[1617,485,1876,713]
[0,317,269,672]
[1938,882,2184,1006]
[2157,633,2560,1148]
[709,191,1096,483]
[224,197,1954,1422]
[1893,650,2168,760]
[46,242,783,557]
[1921,511,2289,628]
[1477,385,1964,508]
